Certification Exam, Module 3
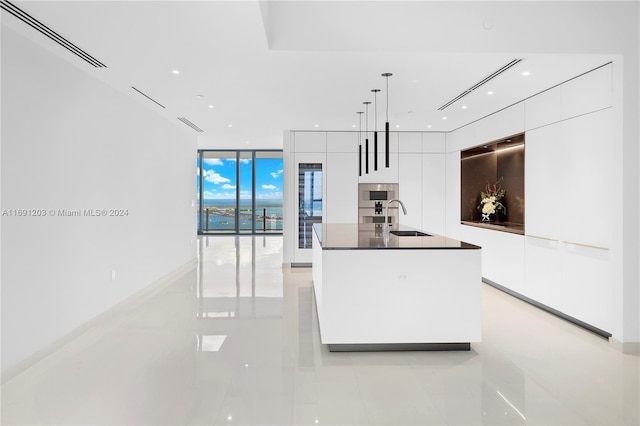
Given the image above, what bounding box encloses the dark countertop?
[313,223,481,250]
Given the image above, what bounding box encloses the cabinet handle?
[561,241,609,251]
[525,234,557,242]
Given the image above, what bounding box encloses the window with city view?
[197,150,283,234]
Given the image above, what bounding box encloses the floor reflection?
[1,235,638,425]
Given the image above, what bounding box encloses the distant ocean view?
[200,199,283,231]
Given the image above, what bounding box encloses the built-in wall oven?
[358,183,399,226]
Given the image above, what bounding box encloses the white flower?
[482,202,496,214]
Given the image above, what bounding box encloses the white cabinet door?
[326,153,358,224]
[524,236,562,306]
[560,242,613,332]
[525,123,565,242]
[422,132,446,153]
[559,108,613,249]
[398,132,422,153]
[294,132,326,153]
[398,153,423,229]
[327,132,358,153]
[528,108,613,248]
[525,86,562,131]
[474,103,525,145]
[422,154,446,235]
[445,151,462,239]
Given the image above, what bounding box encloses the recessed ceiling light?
[208,105,214,109]
[442,116,447,120]
[461,105,468,109]
[522,71,530,76]
[228,124,233,127]
[427,125,432,128]
[395,124,400,128]
[314,124,319,128]
[351,124,356,128]
[171,70,180,75]
[487,91,494,95]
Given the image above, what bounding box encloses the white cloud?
[203,169,231,184]
[221,184,236,189]
[270,169,284,179]
[203,158,224,166]
[262,184,277,190]
[202,190,217,200]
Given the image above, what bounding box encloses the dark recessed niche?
[460,133,525,234]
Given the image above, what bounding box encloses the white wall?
[1,27,197,372]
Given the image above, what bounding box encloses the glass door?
[255,151,284,233]
[198,150,283,234]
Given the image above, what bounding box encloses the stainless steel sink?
[389,230,431,237]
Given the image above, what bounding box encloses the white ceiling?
[3,1,616,149]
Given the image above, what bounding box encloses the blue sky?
[198,157,283,200]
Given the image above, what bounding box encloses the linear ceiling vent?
[178,117,205,133]
[437,59,523,111]
[132,87,166,109]
[0,0,107,68]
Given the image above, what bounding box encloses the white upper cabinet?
[446,124,475,153]
[422,133,446,153]
[326,132,358,153]
[398,132,422,153]
[474,103,525,145]
[525,86,562,131]
[294,132,326,152]
[562,64,612,120]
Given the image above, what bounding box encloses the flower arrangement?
[478,178,505,221]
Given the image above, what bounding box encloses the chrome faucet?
[384,199,407,235]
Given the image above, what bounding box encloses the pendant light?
[357,111,363,177]
[371,89,380,171]
[382,73,393,168]
[363,101,371,174]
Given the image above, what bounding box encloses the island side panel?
[320,248,481,344]
[311,230,324,328]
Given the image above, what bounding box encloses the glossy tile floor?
[2,236,639,425]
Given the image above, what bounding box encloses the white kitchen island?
[312,223,482,351]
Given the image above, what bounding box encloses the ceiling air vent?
[0,0,107,68]
[437,59,523,110]
[132,87,166,109]
[178,117,205,133]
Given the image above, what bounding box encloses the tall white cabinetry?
[326,132,359,224]
[446,63,616,336]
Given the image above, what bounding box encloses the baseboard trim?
[609,338,640,355]
[482,277,613,339]
[1,257,198,384]
[328,343,471,352]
